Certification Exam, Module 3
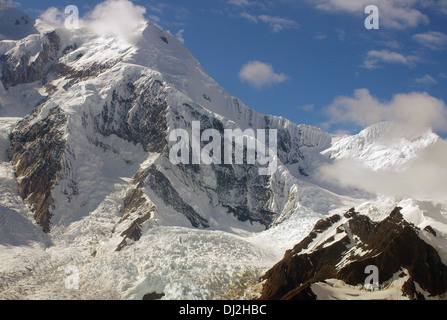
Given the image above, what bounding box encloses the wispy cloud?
[363,49,419,69]
[311,0,429,29]
[39,7,66,28]
[239,12,258,23]
[257,15,299,32]
[413,31,447,50]
[239,61,289,89]
[324,89,447,136]
[228,0,254,6]
[298,104,315,112]
[145,2,189,28]
[227,0,267,9]
[415,74,438,86]
[239,12,299,33]
[313,33,327,40]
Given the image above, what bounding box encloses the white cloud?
[239,12,298,32]
[320,88,447,202]
[257,15,299,33]
[311,0,429,29]
[415,74,438,86]
[314,33,327,40]
[39,0,147,44]
[84,0,147,43]
[363,49,418,69]
[298,104,314,112]
[413,31,447,50]
[239,61,288,89]
[325,89,447,137]
[239,12,258,23]
[39,7,66,28]
[228,0,253,6]
[227,0,266,9]
[317,139,447,201]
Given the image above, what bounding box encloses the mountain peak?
[0,6,38,40]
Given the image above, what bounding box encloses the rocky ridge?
[260,207,447,300]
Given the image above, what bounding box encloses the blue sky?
[13,0,447,135]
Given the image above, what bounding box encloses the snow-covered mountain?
[323,122,439,171]
[1,6,446,300]
[0,7,38,41]
[2,14,336,236]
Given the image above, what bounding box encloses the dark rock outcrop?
[114,188,156,252]
[143,292,165,300]
[1,31,60,89]
[10,106,67,233]
[260,207,447,300]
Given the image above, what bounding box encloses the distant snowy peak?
[0,7,38,40]
[324,122,439,170]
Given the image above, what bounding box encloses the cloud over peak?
[325,89,447,137]
[85,0,146,42]
[40,0,147,44]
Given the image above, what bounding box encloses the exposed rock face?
[260,208,447,300]
[134,165,209,229]
[10,105,67,233]
[142,292,165,300]
[114,188,156,252]
[1,31,60,89]
[93,79,168,154]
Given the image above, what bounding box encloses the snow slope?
[323,122,439,171]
